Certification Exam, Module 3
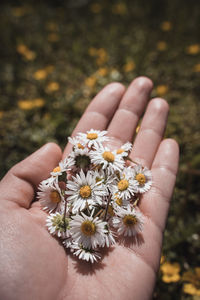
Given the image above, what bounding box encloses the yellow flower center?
[115,197,123,206]
[123,215,137,227]
[77,143,84,149]
[79,185,92,198]
[53,166,61,173]
[87,133,98,140]
[118,179,129,191]
[50,191,61,203]
[102,151,115,162]
[117,148,124,154]
[81,220,96,236]
[135,173,146,185]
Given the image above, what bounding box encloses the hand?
[0,77,179,300]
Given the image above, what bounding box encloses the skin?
[0,77,179,300]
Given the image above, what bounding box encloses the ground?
[0,0,200,298]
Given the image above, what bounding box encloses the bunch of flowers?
[38,129,152,263]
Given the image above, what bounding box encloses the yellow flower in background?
[17,44,30,54]
[160,262,181,283]
[45,82,60,93]
[186,44,200,55]
[88,47,108,65]
[112,3,127,15]
[85,76,97,88]
[160,21,172,31]
[96,48,108,66]
[156,85,169,96]
[33,98,45,107]
[16,44,36,61]
[88,47,98,56]
[0,111,4,118]
[123,60,135,72]
[90,3,102,14]
[182,267,200,296]
[160,255,165,265]
[45,22,59,31]
[97,67,108,76]
[12,6,32,17]
[33,65,54,80]
[157,41,167,51]
[47,33,60,42]
[193,63,200,72]
[183,283,200,296]
[34,69,48,80]
[18,98,45,110]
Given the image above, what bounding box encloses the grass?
[0,0,200,298]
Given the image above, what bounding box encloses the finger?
[140,138,179,232]
[131,98,169,168]
[107,77,153,145]
[63,82,125,158]
[0,143,62,208]
[128,139,179,272]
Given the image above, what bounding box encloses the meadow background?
[0,0,200,298]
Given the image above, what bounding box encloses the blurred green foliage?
[0,0,200,298]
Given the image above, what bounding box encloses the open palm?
[0,77,179,300]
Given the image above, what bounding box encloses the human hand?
[0,77,179,300]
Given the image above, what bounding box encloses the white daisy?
[132,164,152,193]
[90,146,125,174]
[70,213,108,249]
[112,206,144,237]
[46,212,71,239]
[100,227,116,247]
[66,169,108,213]
[38,181,65,213]
[93,169,115,199]
[68,147,91,170]
[50,158,73,177]
[71,243,101,263]
[68,136,86,150]
[112,194,130,208]
[78,129,109,148]
[39,176,57,187]
[63,237,73,249]
[116,142,132,157]
[111,167,138,200]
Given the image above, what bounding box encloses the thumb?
[0,143,62,208]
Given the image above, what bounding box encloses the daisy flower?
[63,237,73,249]
[112,206,144,237]
[90,146,125,174]
[68,136,86,150]
[116,142,132,157]
[112,194,130,208]
[68,147,91,170]
[46,212,71,239]
[111,167,138,200]
[66,169,108,213]
[70,213,108,249]
[38,181,64,213]
[50,158,73,177]
[71,243,101,263]
[93,169,115,197]
[39,176,57,187]
[78,129,109,148]
[132,164,152,193]
[100,227,116,247]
